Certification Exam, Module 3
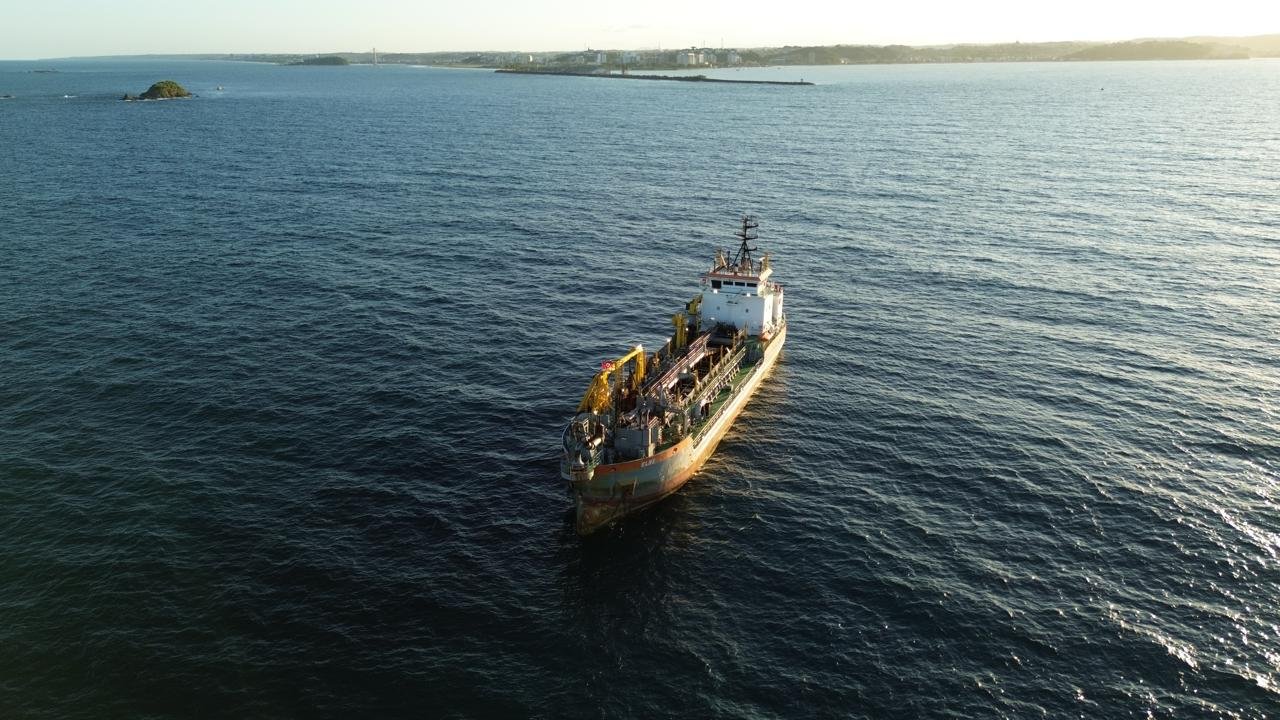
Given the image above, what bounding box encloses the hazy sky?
[4,0,1279,59]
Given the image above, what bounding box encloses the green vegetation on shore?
[288,55,349,66]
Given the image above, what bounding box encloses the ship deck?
[693,361,757,443]
[650,353,759,454]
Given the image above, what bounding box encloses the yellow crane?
[576,345,646,414]
[576,294,699,414]
[671,294,703,353]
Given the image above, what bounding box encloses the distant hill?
[759,41,1093,65]
[1066,40,1248,61]
[1185,34,1280,56]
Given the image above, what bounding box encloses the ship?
[561,216,787,535]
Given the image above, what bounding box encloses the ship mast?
[731,215,759,271]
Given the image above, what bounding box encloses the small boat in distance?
[562,216,788,535]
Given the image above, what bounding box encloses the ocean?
[1,58,1277,718]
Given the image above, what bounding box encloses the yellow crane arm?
[576,345,645,413]
[577,372,611,414]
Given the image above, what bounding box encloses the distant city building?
[676,50,702,66]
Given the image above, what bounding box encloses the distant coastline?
[203,34,1279,72]
[21,33,1278,69]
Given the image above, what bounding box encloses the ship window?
[711,280,721,289]
[734,281,745,286]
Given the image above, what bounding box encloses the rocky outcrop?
[123,80,192,101]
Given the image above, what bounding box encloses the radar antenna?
[731,215,759,271]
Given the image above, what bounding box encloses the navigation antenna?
[731,215,759,271]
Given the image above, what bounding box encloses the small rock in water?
[125,80,192,101]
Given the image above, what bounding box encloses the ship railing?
[689,345,745,403]
[561,420,605,469]
[562,442,604,474]
[690,348,747,446]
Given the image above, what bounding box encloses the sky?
[3,0,1280,59]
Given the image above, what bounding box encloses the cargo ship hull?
[567,323,786,534]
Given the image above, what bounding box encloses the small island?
[122,80,192,101]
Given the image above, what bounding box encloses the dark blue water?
[2,58,1278,718]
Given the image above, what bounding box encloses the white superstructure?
[699,218,785,337]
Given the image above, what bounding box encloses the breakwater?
[495,69,813,85]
